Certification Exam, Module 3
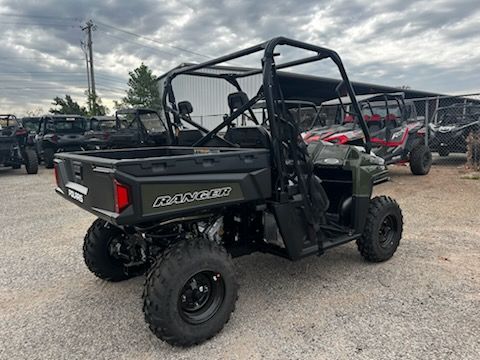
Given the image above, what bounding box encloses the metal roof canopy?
[158,64,445,105]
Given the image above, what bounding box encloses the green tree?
[121,63,161,109]
[87,93,109,116]
[49,95,87,115]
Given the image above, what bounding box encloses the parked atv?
[304,93,432,175]
[107,108,173,148]
[54,38,403,347]
[21,116,42,160]
[84,116,117,149]
[36,114,87,168]
[0,114,38,174]
[428,104,480,157]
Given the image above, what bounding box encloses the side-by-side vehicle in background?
[0,114,38,174]
[303,93,432,175]
[85,109,174,149]
[428,103,480,157]
[36,114,88,168]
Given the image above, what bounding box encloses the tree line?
[49,63,161,116]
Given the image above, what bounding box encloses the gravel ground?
[1,158,479,360]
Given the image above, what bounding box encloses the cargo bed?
[55,146,272,225]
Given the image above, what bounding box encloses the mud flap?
[272,199,319,260]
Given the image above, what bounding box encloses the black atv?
[428,104,480,157]
[84,115,117,149]
[36,114,88,168]
[107,108,173,148]
[304,93,432,175]
[0,114,38,174]
[54,37,403,347]
[21,116,42,159]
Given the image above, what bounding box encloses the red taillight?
[54,163,60,187]
[114,180,131,213]
[15,128,27,136]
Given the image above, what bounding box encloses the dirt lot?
[1,158,479,360]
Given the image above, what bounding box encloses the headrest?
[178,101,193,115]
[228,91,249,112]
[384,114,397,121]
[344,115,354,123]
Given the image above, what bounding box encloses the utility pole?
[81,41,91,112]
[82,20,97,114]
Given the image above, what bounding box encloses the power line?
[0,71,84,75]
[95,21,212,60]
[98,32,178,57]
[0,57,83,60]
[0,21,78,27]
[95,76,127,85]
[0,13,81,21]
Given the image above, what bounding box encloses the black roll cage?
[161,37,371,202]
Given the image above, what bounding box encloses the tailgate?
[54,147,272,225]
[55,156,117,218]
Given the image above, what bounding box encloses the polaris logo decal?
[152,186,232,208]
[67,189,84,203]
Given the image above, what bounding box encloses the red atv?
[303,93,432,175]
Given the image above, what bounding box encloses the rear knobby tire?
[24,148,38,174]
[44,148,55,169]
[357,196,403,262]
[83,218,142,282]
[409,144,432,175]
[143,238,238,347]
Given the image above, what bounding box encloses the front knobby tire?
[143,238,238,347]
[410,144,432,175]
[43,148,55,169]
[357,196,403,262]
[83,219,143,282]
[24,148,38,174]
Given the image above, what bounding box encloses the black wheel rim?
[178,271,225,325]
[378,215,398,249]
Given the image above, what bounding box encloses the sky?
[0,0,479,115]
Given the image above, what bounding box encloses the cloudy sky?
[0,0,479,115]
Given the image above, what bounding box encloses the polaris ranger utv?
[54,38,403,347]
[37,114,88,168]
[0,114,38,174]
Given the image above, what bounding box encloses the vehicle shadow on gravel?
[432,154,466,166]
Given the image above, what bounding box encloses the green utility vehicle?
[54,38,403,346]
